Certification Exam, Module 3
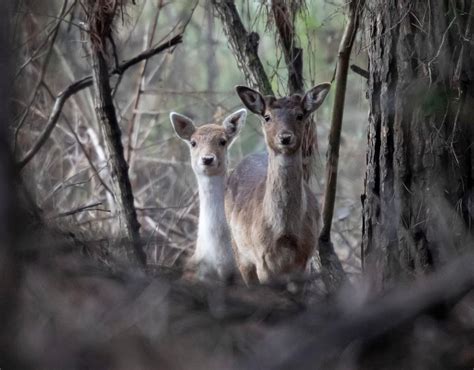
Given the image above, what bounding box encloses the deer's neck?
[264,151,305,234]
[195,175,234,274]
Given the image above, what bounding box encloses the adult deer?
[170,109,247,280]
[226,83,331,283]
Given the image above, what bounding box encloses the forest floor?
[4,225,474,370]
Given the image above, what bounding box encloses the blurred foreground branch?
[265,253,474,369]
[17,34,183,170]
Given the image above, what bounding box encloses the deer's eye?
[264,115,271,122]
[190,140,197,148]
[296,113,304,121]
[219,138,227,146]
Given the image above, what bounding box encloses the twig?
[55,202,109,218]
[17,33,183,170]
[40,80,114,197]
[14,0,71,153]
[350,64,369,79]
[126,0,163,165]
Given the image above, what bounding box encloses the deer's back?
[226,152,267,215]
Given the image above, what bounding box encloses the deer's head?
[235,83,331,155]
[170,109,247,177]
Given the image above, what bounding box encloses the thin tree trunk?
[87,2,146,267]
[362,0,474,289]
[318,0,364,292]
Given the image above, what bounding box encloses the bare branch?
[211,0,273,95]
[14,0,72,153]
[54,202,109,218]
[126,0,164,165]
[17,33,183,170]
[40,80,114,196]
[350,64,369,79]
[270,0,304,94]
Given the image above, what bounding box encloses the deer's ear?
[223,108,247,145]
[235,86,265,115]
[302,83,331,114]
[170,112,196,141]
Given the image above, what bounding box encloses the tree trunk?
[319,0,364,293]
[87,2,146,267]
[362,0,474,288]
[0,1,21,366]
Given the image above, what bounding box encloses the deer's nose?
[201,155,215,166]
[278,132,294,146]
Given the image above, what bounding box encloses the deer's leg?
[231,239,258,285]
[256,259,271,283]
[240,264,258,285]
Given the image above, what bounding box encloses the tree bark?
[362,0,474,288]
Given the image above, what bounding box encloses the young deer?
[225,83,331,283]
[170,109,247,280]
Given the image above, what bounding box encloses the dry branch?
[55,202,107,218]
[211,0,273,95]
[41,80,115,196]
[126,0,163,166]
[264,254,474,368]
[17,34,183,170]
[318,0,364,293]
[14,0,72,152]
[270,0,304,94]
[350,64,369,79]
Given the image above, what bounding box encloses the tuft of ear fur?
[223,108,247,146]
[170,112,196,141]
[302,83,331,114]
[235,86,266,115]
